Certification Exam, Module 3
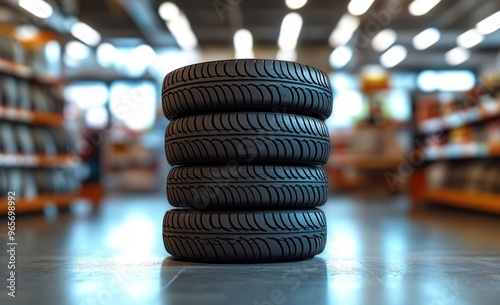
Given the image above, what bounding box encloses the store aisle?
[2,195,500,305]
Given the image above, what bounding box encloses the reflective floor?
[1,194,500,305]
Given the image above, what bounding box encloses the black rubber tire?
[167,165,328,209]
[162,59,333,120]
[162,209,327,263]
[165,112,330,166]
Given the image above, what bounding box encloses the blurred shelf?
[0,106,65,126]
[327,154,401,170]
[425,188,500,214]
[424,142,500,160]
[0,153,81,167]
[0,193,79,214]
[0,58,65,85]
[0,58,32,78]
[418,99,500,134]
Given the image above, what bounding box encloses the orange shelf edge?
[0,193,80,214]
[0,58,65,85]
[425,188,500,214]
[0,153,81,167]
[0,106,65,127]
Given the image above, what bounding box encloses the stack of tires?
[161,59,333,263]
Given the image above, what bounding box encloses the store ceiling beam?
[433,0,499,29]
[117,0,176,47]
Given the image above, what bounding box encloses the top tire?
[162,59,333,120]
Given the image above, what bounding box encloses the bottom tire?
[162,209,327,263]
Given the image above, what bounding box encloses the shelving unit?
[411,87,500,214]
[424,142,500,160]
[418,98,500,134]
[424,188,500,214]
[0,31,88,215]
[0,106,65,126]
[0,153,80,167]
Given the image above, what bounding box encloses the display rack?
[411,89,500,214]
[0,153,80,167]
[0,106,65,126]
[0,34,87,214]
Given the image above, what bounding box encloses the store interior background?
[1,0,500,303]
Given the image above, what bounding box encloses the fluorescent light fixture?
[278,13,303,51]
[408,0,441,16]
[328,13,360,47]
[348,0,375,16]
[166,13,198,50]
[18,0,53,19]
[123,45,157,76]
[70,22,101,46]
[457,29,484,49]
[133,44,157,66]
[85,106,109,129]
[276,50,297,61]
[417,70,439,92]
[380,45,407,68]
[65,41,91,60]
[475,11,500,35]
[96,43,118,67]
[329,46,353,69]
[233,29,254,58]
[371,29,397,52]
[158,2,180,21]
[418,70,475,92]
[285,0,307,10]
[445,47,470,66]
[413,28,440,50]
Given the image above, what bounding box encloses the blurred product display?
[411,79,500,214]
[0,31,83,214]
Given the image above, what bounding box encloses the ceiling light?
[328,14,360,47]
[158,2,180,21]
[413,28,440,50]
[380,45,407,68]
[233,29,254,59]
[445,47,470,66]
[408,0,441,16]
[278,13,303,51]
[285,0,307,10]
[371,29,397,52]
[347,0,375,16]
[18,0,53,19]
[70,22,101,46]
[96,43,118,67]
[166,14,198,50]
[475,11,500,35]
[457,29,484,49]
[329,46,353,69]
[65,41,91,60]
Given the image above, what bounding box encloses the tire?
[162,59,333,120]
[162,209,327,262]
[167,165,328,209]
[165,112,330,166]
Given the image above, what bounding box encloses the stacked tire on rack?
[161,59,333,262]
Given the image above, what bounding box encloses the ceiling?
[1,0,500,71]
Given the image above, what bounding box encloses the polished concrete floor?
[1,193,500,305]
